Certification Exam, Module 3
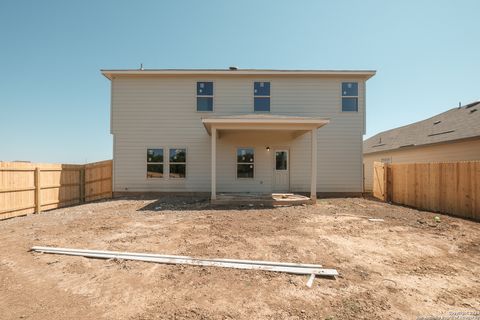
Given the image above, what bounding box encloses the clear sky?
[1,0,479,163]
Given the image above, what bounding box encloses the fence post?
[34,167,41,213]
[80,167,85,203]
[382,163,387,202]
[386,164,393,202]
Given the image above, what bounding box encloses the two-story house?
[101,68,376,201]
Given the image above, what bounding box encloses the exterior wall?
[363,138,480,191]
[111,75,366,193]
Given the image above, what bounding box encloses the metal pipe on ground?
[31,246,338,286]
[32,246,324,268]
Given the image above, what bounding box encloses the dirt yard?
[1,197,479,320]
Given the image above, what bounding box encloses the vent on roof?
[470,109,477,114]
[433,120,441,125]
[372,143,386,148]
[399,144,415,148]
[428,130,455,137]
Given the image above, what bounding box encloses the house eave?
[100,69,376,80]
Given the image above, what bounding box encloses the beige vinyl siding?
[363,138,480,191]
[111,75,366,193]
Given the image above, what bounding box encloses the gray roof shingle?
[363,101,480,154]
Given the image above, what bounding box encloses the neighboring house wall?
[111,75,366,193]
[363,138,480,191]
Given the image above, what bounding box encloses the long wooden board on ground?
[31,246,338,287]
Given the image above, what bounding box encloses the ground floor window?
[169,148,186,178]
[147,148,164,178]
[237,148,254,178]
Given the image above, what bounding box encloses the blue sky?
[1,0,478,163]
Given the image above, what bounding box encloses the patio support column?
[310,129,317,201]
[211,127,217,200]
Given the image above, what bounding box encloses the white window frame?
[196,81,214,112]
[168,147,187,179]
[341,81,359,112]
[236,147,255,179]
[146,148,165,179]
[253,81,271,113]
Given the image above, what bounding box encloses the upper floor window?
[254,82,270,112]
[197,82,213,112]
[342,82,358,112]
[147,148,164,178]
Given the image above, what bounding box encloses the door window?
[275,151,288,170]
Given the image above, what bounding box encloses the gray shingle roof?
[363,101,480,154]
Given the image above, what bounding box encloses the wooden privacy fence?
[0,160,112,220]
[373,161,480,221]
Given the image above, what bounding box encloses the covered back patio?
[202,115,329,204]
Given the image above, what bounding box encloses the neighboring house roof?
[364,101,480,154]
[101,68,376,80]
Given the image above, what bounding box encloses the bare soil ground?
[1,197,479,320]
